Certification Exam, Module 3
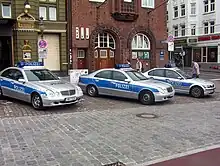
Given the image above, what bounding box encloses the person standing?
[136,58,143,72]
[192,61,200,78]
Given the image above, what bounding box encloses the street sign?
[168,42,174,52]
[167,35,174,42]
[38,48,47,59]
[38,39,48,49]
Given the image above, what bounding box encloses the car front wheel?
[139,90,155,105]
[31,93,43,110]
[190,86,204,98]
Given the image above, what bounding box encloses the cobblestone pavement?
[0,92,220,118]
[0,101,220,166]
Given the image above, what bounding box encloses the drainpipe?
[67,0,72,74]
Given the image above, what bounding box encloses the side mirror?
[124,79,130,83]
[18,78,26,83]
[58,77,61,79]
[177,77,183,80]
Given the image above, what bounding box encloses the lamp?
[24,1,31,13]
[39,16,45,39]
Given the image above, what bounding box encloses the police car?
[78,64,175,105]
[143,67,215,98]
[0,61,83,109]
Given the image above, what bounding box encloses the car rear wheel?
[31,93,43,110]
[86,85,98,97]
[190,86,204,98]
[139,90,155,105]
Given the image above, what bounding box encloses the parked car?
[0,61,83,109]
[143,67,215,98]
[78,64,175,105]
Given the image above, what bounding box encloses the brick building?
[70,0,168,71]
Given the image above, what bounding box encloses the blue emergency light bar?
[115,64,131,69]
[16,61,44,68]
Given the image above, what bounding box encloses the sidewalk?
[184,67,220,73]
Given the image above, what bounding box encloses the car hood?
[32,80,77,92]
[135,79,171,89]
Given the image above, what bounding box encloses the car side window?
[150,69,165,77]
[112,71,127,81]
[1,69,14,79]
[12,70,24,81]
[165,70,180,79]
[94,70,112,79]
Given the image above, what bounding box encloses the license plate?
[65,97,76,102]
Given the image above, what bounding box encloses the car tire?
[0,87,3,99]
[31,93,44,110]
[190,86,204,98]
[86,85,98,97]
[139,90,155,105]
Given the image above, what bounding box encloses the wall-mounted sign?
[168,42,174,51]
[198,35,220,41]
[160,51,165,60]
[38,48,47,59]
[16,12,35,30]
[188,38,198,43]
[23,51,31,59]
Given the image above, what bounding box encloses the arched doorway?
[131,33,151,69]
[94,32,116,70]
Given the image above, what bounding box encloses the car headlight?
[45,89,55,97]
[76,86,82,92]
[158,88,166,94]
[202,84,214,88]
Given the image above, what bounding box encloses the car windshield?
[25,69,59,81]
[176,69,192,79]
[126,71,148,81]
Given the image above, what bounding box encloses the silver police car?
[143,67,215,98]
[78,64,175,105]
[0,62,83,109]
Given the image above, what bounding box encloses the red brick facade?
[71,0,168,71]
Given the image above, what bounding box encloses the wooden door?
[77,49,86,69]
[94,49,115,70]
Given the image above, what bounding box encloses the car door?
[0,69,15,97]
[164,69,183,92]
[109,71,133,98]
[11,69,28,101]
[93,70,113,95]
[148,69,166,82]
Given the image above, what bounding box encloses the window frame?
[132,33,150,50]
[210,0,215,12]
[48,6,57,21]
[191,24,196,35]
[174,26,178,37]
[149,69,165,77]
[112,71,128,81]
[181,25,185,36]
[204,22,209,34]
[94,70,113,79]
[95,33,116,49]
[204,0,209,13]
[141,0,155,9]
[39,6,47,20]
[190,3,196,15]
[210,21,215,34]
[1,3,11,18]
[165,70,181,79]
[174,6,178,18]
[180,4,185,17]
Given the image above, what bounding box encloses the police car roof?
[22,66,46,70]
[153,67,180,71]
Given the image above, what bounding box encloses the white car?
[143,67,215,98]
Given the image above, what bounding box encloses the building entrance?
[0,36,12,71]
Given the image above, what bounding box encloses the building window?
[181,25,185,36]
[89,0,105,2]
[166,11,168,21]
[49,7,57,20]
[210,0,215,11]
[191,3,196,15]
[208,47,217,62]
[121,0,135,13]
[181,4,185,16]
[174,6,178,18]
[1,3,11,18]
[142,0,155,8]
[39,6,47,20]
[210,21,215,33]
[174,26,178,37]
[204,0,208,13]
[95,33,116,49]
[191,24,196,35]
[132,33,150,60]
[204,22,209,34]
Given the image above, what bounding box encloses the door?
[0,37,12,71]
[0,69,14,96]
[77,49,86,69]
[110,71,133,98]
[94,49,115,70]
[38,34,60,70]
[93,70,113,95]
[148,69,166,82]
[164,69,183,92]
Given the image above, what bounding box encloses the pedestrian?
[192,61,200,78]
[136,58,143,72]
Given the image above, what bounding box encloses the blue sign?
[115,64,131,69]
[160,51,165,60]
[16,61,43,68]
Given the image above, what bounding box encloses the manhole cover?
[136,113,158,119]
[103,161,126,166]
